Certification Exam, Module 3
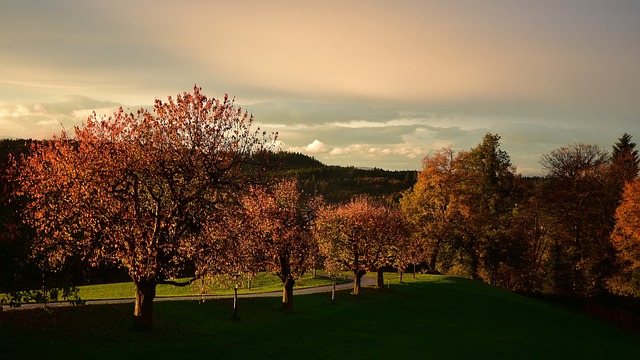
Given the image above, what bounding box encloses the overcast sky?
[2,0,639,175]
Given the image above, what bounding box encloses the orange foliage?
[612,179,640,270]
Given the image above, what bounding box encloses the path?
[1,275,377,311]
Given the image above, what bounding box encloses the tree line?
[2,87,640,331]
[401,133,640,300]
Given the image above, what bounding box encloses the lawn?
[76,272,341,300]
[0,271,346,304]
[1,274,639,359]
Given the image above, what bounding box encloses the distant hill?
[271,151,417,203]
[269,151,326,170]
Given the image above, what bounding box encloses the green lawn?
[0,272,344,303]
[1,274,639,359]
[77,272,340,300]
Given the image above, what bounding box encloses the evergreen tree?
[611,133,639,185]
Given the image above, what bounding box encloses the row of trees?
[3,86,640,331]
[400,132,640,298]
[1,87,414,331]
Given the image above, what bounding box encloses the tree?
[239,179,322,311]
[456,133,518,282]
[610,179,640,296]
[385,206,413,282]
[400,147,464,274]
[539,143,613,295]
[314,196,397,294]
[14,87,276,329]
[1,139,77,307]
[611,133,639,185]
[506,178,557,292]
[1,141,32,303]
[400,134,521,285]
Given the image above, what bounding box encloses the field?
[1,274,639,359]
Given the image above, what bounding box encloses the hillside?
[272,151,417,203]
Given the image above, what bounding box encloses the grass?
[0,272,346,303]
[1,274,639,359]
[76,272,341,300]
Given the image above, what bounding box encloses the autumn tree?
[400,134,522,285]
[314,196,398,294]
[540,143,613,295]
[506,178,558,292]
[239,179,322,310]
[456,133,519,282]
[610,179,640,296]
[385,206,413,282]
[1,139,75,306]
[14,87,275,329]
[1,142,28,302]
[400,146,464,274]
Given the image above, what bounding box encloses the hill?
[1,274,638,359]
[271,151,417,203]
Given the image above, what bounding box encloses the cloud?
[305,139,328,154]
[0,96,121,139]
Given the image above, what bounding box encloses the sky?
[1,0,639,175]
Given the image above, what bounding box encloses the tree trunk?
[134,278,157,331]
[376,267,384,288]
[429,239,441,273]
[353,269,366,295]
[470,251,480,280]
[282,276,295,311]
[399,269,404,283]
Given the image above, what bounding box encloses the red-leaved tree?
[14,86,276,329]
[239,179,322,310]
[314,196,399,294]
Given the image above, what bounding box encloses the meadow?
[1,274,639,359]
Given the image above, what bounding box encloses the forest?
[1,87,640,331]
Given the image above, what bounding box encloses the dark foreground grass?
[1,275,639,360]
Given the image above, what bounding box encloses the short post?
[233,283,238,318]
[331,276,336,302]
[232,274,240,320]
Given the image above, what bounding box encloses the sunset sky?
[2,0,639,175]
